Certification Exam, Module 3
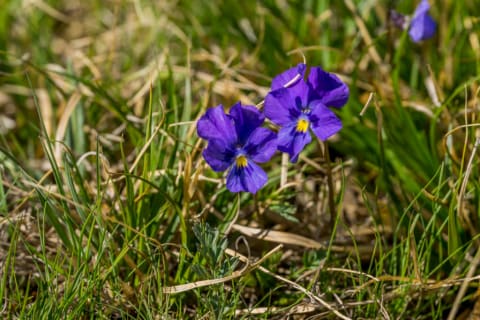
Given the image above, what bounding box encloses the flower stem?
[323,141,336,226]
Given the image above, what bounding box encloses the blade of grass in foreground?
[0,166,6,214]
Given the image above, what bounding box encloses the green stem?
[323,141,336,227]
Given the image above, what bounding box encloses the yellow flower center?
[296,118,309,133]
[235,155,248,168]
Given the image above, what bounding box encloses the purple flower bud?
[389,9,407,30]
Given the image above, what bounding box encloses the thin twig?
[359,92,375,116]
[162,244,283,294]
[280,153,288,187]
[447,244,480,320]
[225,248,351,320]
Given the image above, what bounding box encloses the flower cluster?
[197,64,349,194]
[391,0,437,43]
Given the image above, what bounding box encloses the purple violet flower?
[264,63,349,162]
[391,0,436,43]
[408,0,437,43]
[197,102,277,194]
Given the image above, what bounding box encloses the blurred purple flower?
[264,64,348,162]
[197,102,277,193]
[390,0,436,43]
[408,0,437,42]
[389,9,407,30]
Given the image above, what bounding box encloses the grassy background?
[1,0,480,318]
